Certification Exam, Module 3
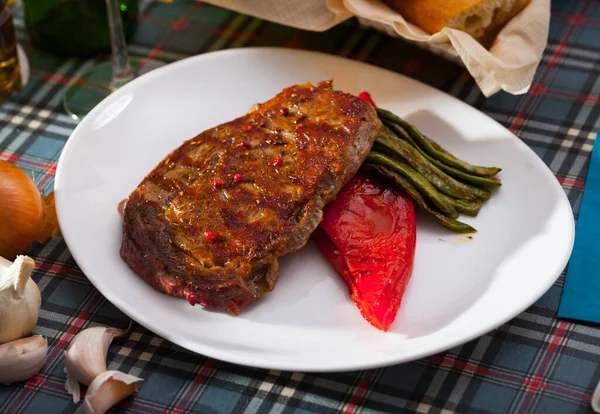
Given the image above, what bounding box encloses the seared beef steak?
[120,81,381,314]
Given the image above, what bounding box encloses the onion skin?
[0,161,44,260]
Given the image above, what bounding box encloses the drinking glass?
[62,0,162,120]
[0,0,22,98]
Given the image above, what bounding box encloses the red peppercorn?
[272,157,283,167]
[243,125,253,132]
[234,173,243,183]
[205,231,216,242]
[239,141,251,149]
[213,179,223,189]
[279,107,288,116]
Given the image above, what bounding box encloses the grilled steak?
[120,81,381,314]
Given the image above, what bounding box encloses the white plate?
[55,48,575,372]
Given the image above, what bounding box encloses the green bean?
[423,134,501,177]
[423,158,501,190]
[381,118,413,142]
[447,197,483,217]
[376,107,502,177]
[366,152,458,218]
[376,128,478,200]
[382,121,495,197]
[366,164,477,234]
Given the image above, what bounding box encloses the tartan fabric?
[1,0,599,412]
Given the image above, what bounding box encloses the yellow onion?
[0,160,44,260]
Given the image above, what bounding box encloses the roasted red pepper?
[357,91,376,107]
[314,173,417,331]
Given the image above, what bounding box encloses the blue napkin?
[558,132,600,323]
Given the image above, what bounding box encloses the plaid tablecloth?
[1,0,599,413]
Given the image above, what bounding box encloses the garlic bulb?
[0,335,47,384]
[81,371,143,414]
[65,325,129,403]
[0,255,41,344]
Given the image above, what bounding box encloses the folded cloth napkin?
[558,132,600,323]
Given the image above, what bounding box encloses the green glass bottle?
[23,0,138,57]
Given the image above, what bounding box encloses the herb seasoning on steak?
[120,81,381,314]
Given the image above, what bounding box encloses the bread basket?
[201,0,550,97]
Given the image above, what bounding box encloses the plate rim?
[55,47,575,372]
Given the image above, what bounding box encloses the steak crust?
[120,81,381,314]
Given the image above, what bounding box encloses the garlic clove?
[0,255,41,345]
[64,325,129,403]
[0,335,47,384]
[81,370,143,414]
[65,368,82,404]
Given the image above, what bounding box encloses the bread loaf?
[382,0,531,39]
